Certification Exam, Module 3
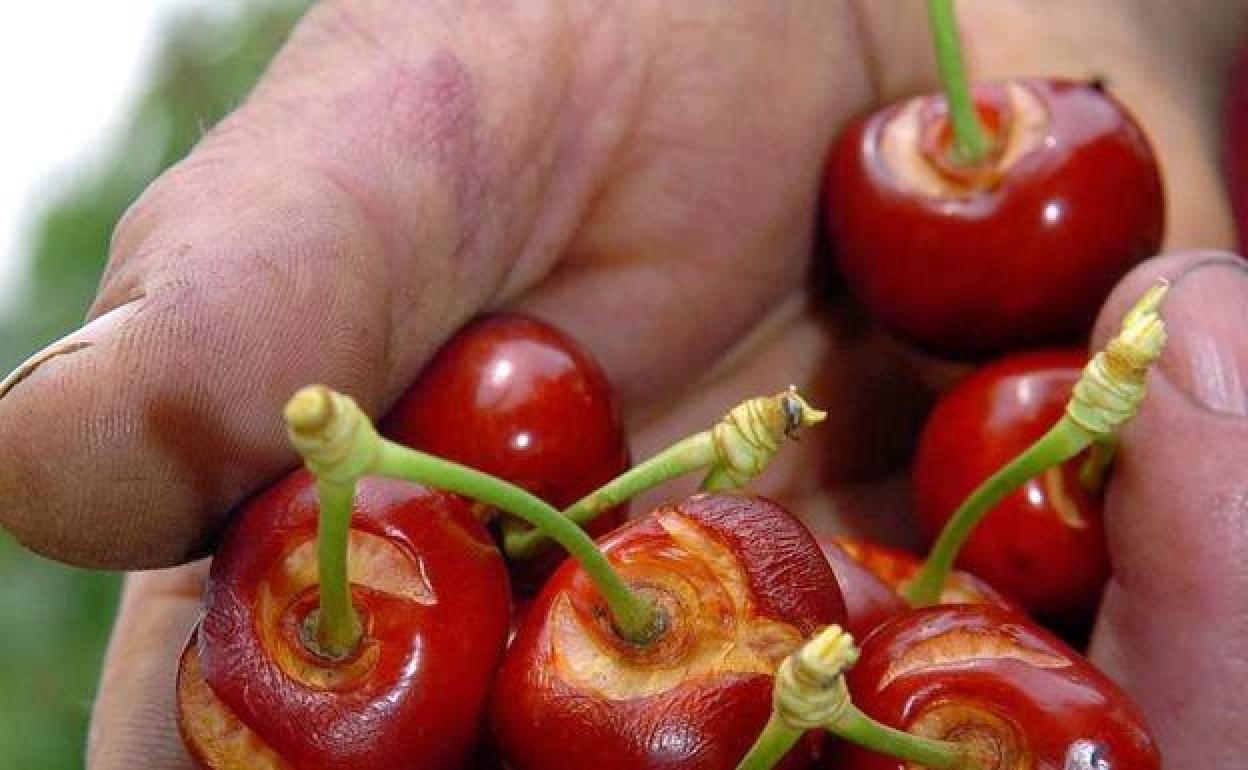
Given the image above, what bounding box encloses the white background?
[0,1,224,311]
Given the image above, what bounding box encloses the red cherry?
[1226,38,1248,252]
[913,349,1108,626]
[828,604,1158,770]
[178,471,511,770]
[824,78,1163,356]
[385,313,631,583]
[491,493,846,770]
[819,535,1015,638]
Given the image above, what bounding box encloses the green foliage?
[0,2,307,767]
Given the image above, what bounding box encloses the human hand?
[0,1,1239,767]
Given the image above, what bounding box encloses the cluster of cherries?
[174,2,1172,769]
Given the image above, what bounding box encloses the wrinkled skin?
[0,2,1236,768]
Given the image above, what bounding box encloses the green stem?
[734,714,803,770]
[504,434,715,560]
[313,477,363,658]
[832,704,979,770]
[373,440,661,643]
[700,464,735,492]
[927,0,991,164]
[904,417,1092,607]
[1078,441,1117,492]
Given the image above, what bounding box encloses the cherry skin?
[385,313,631,584]
[823,78,1164,357]
[1225,37,1248,252]
[491,493,847,770]
[827,604,1159,770]
[913,349,1107,627]
[177,471,511,770]
[819,535,1016,639]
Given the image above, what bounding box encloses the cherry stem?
[287,386,661,647]
[906,281,1169,607]
[737,626,983,770]
[502,388,825,561]
[1078,441,1117,492]
[926,0,992,164]
[904,417,1091,607]
[502,434,711,559]
[373,441,661,642]
[831,705,981,770]
[734,714,803,770]
[313,477,363,658]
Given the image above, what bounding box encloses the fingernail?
[1160,257,1248,417]
[0,299,143,400]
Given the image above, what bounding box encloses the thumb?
[1088,252,1248,767]
[0,3,592,568]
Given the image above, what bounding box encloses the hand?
[0,1,1238,768]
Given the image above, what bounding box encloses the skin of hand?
[0,0,1232,767]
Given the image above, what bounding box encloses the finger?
[1086,252,1248,766]
[87,564,207,770]
[0,2,655,568]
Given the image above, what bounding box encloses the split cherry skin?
[823,78,1164,356]
[384,312,631,573]
[830,604,1159,770]
[912,349,1108,625]
[491,493,848,770]
[177,471,511,770]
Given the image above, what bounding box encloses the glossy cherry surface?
[824,78,1164,356]
[830,604,1159,770]
[913,350,1107,624]
[819,535,1014,638]
[385,313,630,581]
[491,493,846,770]
[1226,38,1248,252]
[179,471,511,770]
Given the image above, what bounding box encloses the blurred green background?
[0,3,306,767]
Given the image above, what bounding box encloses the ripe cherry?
[491,493,846,770]
[830,604,1158,770]
[912,349,1108,626]
[823,78,1163,356]
[385,313,631,584]
[177,471,511,770]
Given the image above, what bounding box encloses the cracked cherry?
[491,493,847,770]
[829,604,1158,770]
[385,313,631,583]
[913,349,1108,626]
[823,78,1164,356]
[177,471,511,770]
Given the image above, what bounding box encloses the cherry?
[829,604,1159,770]
[823,78,1163,356]
[177,471,511,770]
[819,535,1015,638]
[490,493,846,770]
[385,313,631,584]
[912,349,1108,625]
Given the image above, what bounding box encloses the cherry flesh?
[178,471,511,770]
[385,313,631,585]
[913,349,1108,626]
[491,493,847,770]
[824,78,1164,357]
